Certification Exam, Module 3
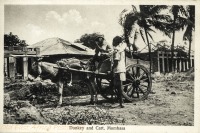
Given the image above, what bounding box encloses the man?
[112,36,127,108]
[88,35,112,104]
[95,35,112,55]
[90,35,113,72]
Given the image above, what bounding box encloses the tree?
[169,5,187,71]
[119,5,169,73]
[77,33,104,49]
[4,32,28,46]
[19,40,28,47]
[183,5,195,68]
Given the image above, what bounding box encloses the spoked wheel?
[96,77,118,101]
[122,64,152,102]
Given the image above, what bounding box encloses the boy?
[112,36,127,108]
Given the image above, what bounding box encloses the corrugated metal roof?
[29,37,95,56]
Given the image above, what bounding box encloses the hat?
[95,34,104,41]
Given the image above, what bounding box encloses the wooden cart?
[54,58,152,102]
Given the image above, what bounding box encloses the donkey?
[31,58,99,106]
[31,56,137,106]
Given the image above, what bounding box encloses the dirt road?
[4,77,194,125]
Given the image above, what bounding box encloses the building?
[138,50,194,73]
[4,46,40,80]
[29,37,95,63]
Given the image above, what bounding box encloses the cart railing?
[53,66,108,76]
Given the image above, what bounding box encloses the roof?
[28,37,95,56]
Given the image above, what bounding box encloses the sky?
[4,5,194,52]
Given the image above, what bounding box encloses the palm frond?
[123,12,139,38]
[131,5,137,12]
[146,27,156,33]
[153,14,172,22]
[152,20,172,37]
[147,31,154,41]
[170,5,187,17]
[119,9,129,25]
[151,5,168,14]
[183,25,193,41]
[139,28,146,44]
[187,5,195,29]
[175,16,187,30]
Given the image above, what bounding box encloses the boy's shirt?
[95,41,113,56]
[113,42,127,73]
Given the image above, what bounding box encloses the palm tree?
[183,5,195,68]
[119,5,170,73]
[169,5,187,72]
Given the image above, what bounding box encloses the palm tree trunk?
[188,32,192,68]
[171,17,176,72]
[144,28,152,74]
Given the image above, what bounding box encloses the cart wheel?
[123,64,152,102]
[96,78,118,101]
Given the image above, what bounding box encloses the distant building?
[29,37,94,63]
[138,50,194,73]
[4,46,40,80]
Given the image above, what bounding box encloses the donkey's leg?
[88,77,94,104]
[57,79,64,106]
[88,76,98,104]
[91,81,98,104]
[67,73,72,86]
[90,77,98,104]
[89,83,94,104]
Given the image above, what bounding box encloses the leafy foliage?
[119,5,170,49]
[77,33,104,49]
[153,43,188,58]
[183,5,195,41]
[4,32,28,47]
[168,5,189,71]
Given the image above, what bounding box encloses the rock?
[7,87,32,100]
[4,93,10,107]
[154,72,161,77]
[171,91,176,95]
[34,76,41,81]
[43,79,53,84]
[17,106,39,123]
[16,100,33,108]
[28,74,35,81]
[166,88,170,91]
[150,91,156,94]
[131,116,137,120]
[16,105,49,124]
[116,117,124,122]
[152,80,156,83]
[165,73,173,80]
[7,91,18,100]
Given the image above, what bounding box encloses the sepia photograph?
[1,0,200,132]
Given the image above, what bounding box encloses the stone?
[28,74,35,81]
[171,91,176,95]
[154,72,161,77]
[34,76,41,81]
[4,93,10,107]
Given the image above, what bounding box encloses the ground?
[4,72,194,125]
